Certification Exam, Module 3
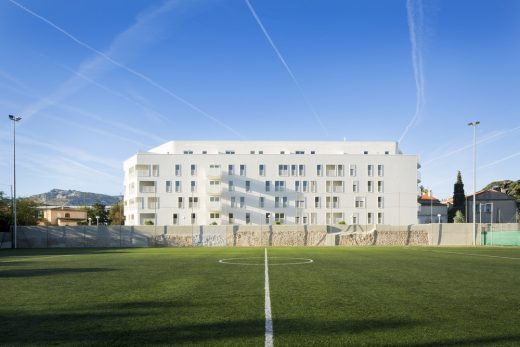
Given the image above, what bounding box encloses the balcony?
[207,184,222,195]
[207,167,222,179]
[208,202,222,212]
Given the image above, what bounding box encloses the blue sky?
[0,0,519,199]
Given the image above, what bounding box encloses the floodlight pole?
[468,121,480,246]
[9,115,22,249]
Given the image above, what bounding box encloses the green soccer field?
[1,247,519,346]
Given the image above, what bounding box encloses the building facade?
[123,141,420,226]
[466,189,518,224]
[417,194,448,224]
[41,207,87,226]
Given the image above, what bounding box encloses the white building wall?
[123,141,419,226]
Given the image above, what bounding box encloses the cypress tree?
[448,171,466,222]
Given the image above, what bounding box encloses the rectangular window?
[291,164,297,176]
[250,150,255,154]
[229,213,234,224]
[188,197,199,208]
[245,181,251,192]
[296,200,305,208]
[275,181,285,192]
[367,212,373,224]
[282,197,288,208]
[191,213,196,224]
[210,196,220,202]
[295,181,301,192]
[303,215,308,224]
[228,180,234,192]
[337,165,344,176]
[295,150,305,154]
[326,165,336,177]
[317,165,323,176]
[165,181,172,193]
[225,150,235,154]
[259,164,265,176]
[275,197,280,208]
[231,197,236,208]
[152,165,159,177]
[184,150,193,154]
[245,213,251,224]
[175,164,181,176]
[175,181,181,193]
[259,197,265,208]
[278,164,289,176]
[191,164,197,176]
[228,164,234,175]
[314,196,321,208]
[377,181,384,193]
[368,181,374,193]
[240,164,246,176]
[265,181,271,192]
[303,181,309,192]
[275,213,285,223]
[298,164,305,176]
[210,213,220,219]
[190,181,197,193]
[385,151,389,155]
[178,197,184,208]
[353,181,359,193]
[378,165,384,177]
[377,212,384,224]
[368,165,374,176]
[310,181,317,193]
[378,196,384,208]
[240,197,245,208]
[349,164,356,177]
[355,197,365,208]
[310,213,317,224]
[265,212,270,224]
[259,151,263,154]
[173,213,178,225]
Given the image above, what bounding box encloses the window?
[175,181,181,193]
[250,150,255,154]
[326,196,339,208]
[377,181,384,193]
[351,213,359,224]
[298,164,305,176]
[259,197,265,208]
[377,212,384,224]
[225,150,235,154]
[311,151,316,154]
[184,150,193,154]
[259,150,264,154]
[210,213,220,219]
[178,197,184,208]
[295,181,301,192]
[245,213,251,224]
[245,181,251,192]
[278,164,289,176]
[368,165,374,176]
[228,213,234,224]
[259,164,265,176]
[355,197,365,208]
[275,181,285,192]
[173,213,178,225]
[326,165,336,177]
[190,181,197,193]
[188,197,199,208]
[166,181,172,193]
[240,164,246,176]
[317,165,323,176]
[228,164,234,175]
[175,164,181,176]
[239,197,245,208]
[303,215,308,224]
[303,181,309,192]
[231,197,236,208]
[385,151,389,155]
[275,197,280,208]
[314,196,321,208]
[265,212,271,224]
[368,181,374,193]
[280,151,285,154]
[228,180,234,192]
[364,151,368,155]
[152,165,159,176]
[310,181,317,193]
[282,197,288,208]
[296,200,305,208]
[275,213,285,223]
[337,165,344,176]
[65,213,70,218]
[209,196,220,203]
[265,181,271,192]
[295,150,305,154]
[378,165,384,177]
[291,164,297,176]
[191,164,197,176]
[310,213,317,224]
[202,150,207,154]
[349,164,356,176]
[353,181,359,193]
[367,212,373,224]
[378,196,384,208]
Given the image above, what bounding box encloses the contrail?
[244,0,329,136]
[399,0,425,144]
[8,0,244,139]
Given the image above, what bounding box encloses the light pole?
[9,115,21,249]
[88,217,92,226]
[95,215,100,226]
[468,121,480,245]
[437,214,441,223]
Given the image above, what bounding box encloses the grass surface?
[1,247,519,346]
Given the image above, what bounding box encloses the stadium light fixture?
[468,121,480,245]
[8,115,21,249]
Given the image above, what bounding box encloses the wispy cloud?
[399,0,425,144]
[244,0,329,136]
[8,0,243,138]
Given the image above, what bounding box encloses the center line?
[264,248,273,347]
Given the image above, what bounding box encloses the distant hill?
[30,189,121,206]
[483,180,520,203]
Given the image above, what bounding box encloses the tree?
[15,198,39,225]
[453,210,465,223]
[109,201,124,225]
[448,171,466,223]
[87,201,109,225]
[0,191,11,232]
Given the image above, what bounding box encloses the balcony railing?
[140,186,156,193]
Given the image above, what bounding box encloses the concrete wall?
[2,223,517,249]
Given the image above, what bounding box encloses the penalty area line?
[431,250,520,260]
[264,248,273,347]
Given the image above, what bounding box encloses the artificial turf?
[0,247,519,346]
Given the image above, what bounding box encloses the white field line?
[264,248,274,347]
[0,254,78,263]
[431,250,520,260]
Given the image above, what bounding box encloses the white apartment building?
[123,141,420,226]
